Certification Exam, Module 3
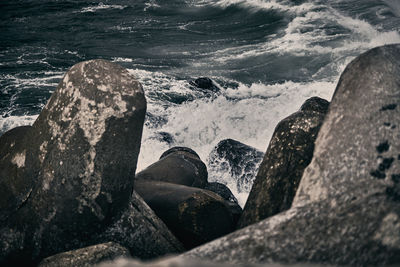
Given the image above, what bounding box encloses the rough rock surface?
[238,96,328,229]
[208,139,264,194]
[94,192,184,259]
[0,59,149,264]
[136,147,207,188]
[0,126,33,223]
[135,180,235,249]
[178,45,400,266]
[38,242,130,267]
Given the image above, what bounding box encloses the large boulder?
[179,44,400,266]
[94,191,184,259]
[237,97,329,229]
[208,139,264,194]
[135,180,235,249]
[38,242,130,267]
[136,147,208,188]
[0,59,150,264]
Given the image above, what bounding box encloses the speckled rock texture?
[136,147,208,188]
[38,242,130,267]
[0,60,183,265]
[178,44,400,266]
[238,96,329,229]
[208,139,264,194]
[135,180,235,250]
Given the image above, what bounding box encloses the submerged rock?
[135,180,235,249]
[0,59,176,265]
[38,242,130,267]
[237,96,328,228]
[208,139,264,194]
[179,44,400,266]
[136,147,207,188]
[189,77,219,93]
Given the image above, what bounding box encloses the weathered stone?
[208,139,264,194]
[136,147,207,188]
[38,242,130,267]
[135,180,235,249]
[178,44,400,266]
[204,182,242,225]
[0,59,146,264]
[94,191,184,259]
[238,97,328,229]
[0,126,33,223]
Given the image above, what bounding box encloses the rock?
[189,77,219,93]
[204,182,238,204]
[38,242,130,267]
[208,139,264,194]
[0,59,146,264]
[0,126,33,223]
[204,182,242,226]
[94,191,184,259]
[135,180,235,249]
[237,97,328,229]
[98,256,331,267]
[136,147,207,188]
[299,96,329,113]
[179,44,400,266]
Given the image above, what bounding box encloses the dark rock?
[189,77,219,92]
[0,59,147,264]
[136,147,207,188]
[204,182,238,204]
[0,126,33,223]
[179,44,400,266]
[38,242,130,267]
[135,180,235,249]
[237,96,328,229]
[299,96,329,113]
[94,191,184,259]
[204,182,242,226]
[208,139,264,194]
[160,146,200,160]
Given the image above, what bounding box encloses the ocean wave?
[0,115,38,135]
[212,0,316,14]
[78,2,127,13]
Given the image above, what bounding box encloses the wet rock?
[94,191,184,259]
[237,96,328,229]
[299,96,329,113]
[135,180,235,249]
[208,139,264,194]
[0,126,33,223]
[189,77,219,93]
[180,44,400,266]
[38,242,130,267]
[0,59,146,264]
[204,182,242,226]
[136,147,207,188]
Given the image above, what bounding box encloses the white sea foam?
[79,3,127,13]
[111,57,134,63]
[132,66,336,206]
[0,115,38,134]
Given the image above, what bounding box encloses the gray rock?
[135,180,235,249]
[136,147,207,188]
[208,139,264,194]
[179,44,400,266]
[95,192,184,259]
[0,59,147,264]
[38,242,130,267]
[238,97,328,229]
